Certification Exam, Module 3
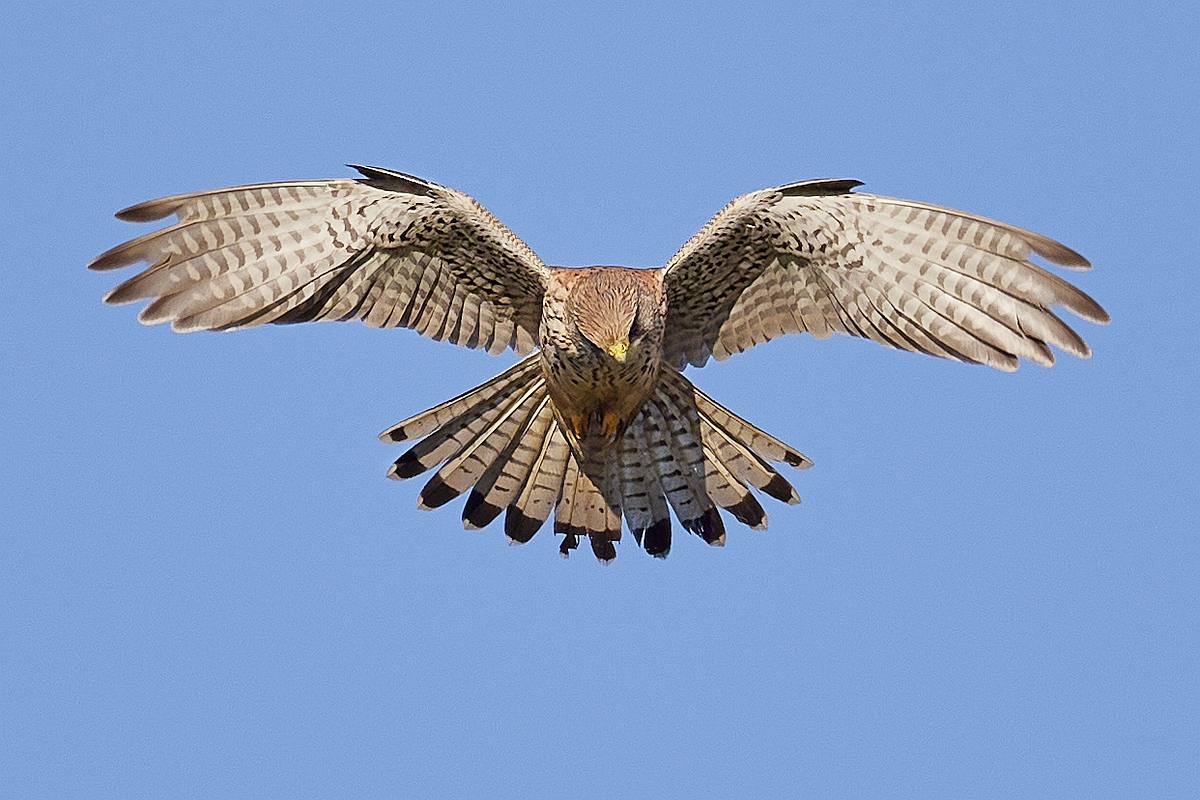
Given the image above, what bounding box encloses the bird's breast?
[539,340,659,453]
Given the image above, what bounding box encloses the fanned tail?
[381,359,810,561]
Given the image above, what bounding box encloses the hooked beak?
[605,339,628,362]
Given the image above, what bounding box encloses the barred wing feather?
[661,180,1108,371]
[89,166,549,356]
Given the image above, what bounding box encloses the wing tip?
[1026,235,1092,270]
[349,164,436,196]
[88,243,146,272]
[1071,296,1111,326]
[778,178,864,197]
[113,200,178,224]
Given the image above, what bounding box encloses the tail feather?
[697,410,800,505]
[417,380,546,509]
[596,454,626,559]
[657,376,776,533]
[461,396,553,529]
[683,375,813,469]
[380,360,809,561]
[379,356,541,443]
[553,456,582,550]
[701,442,768,529]
[503,425,570,544]
[642,397,723,544]
[386,368,544,480]
[651,382,728,546]
[554,451,622,561]
[618,415,673,557]
[640,518,673,558]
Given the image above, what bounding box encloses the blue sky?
[3,1,1197,797]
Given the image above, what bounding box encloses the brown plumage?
[91,165,1109,560]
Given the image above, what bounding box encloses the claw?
[569,413,588,439]
[601,410,622,440]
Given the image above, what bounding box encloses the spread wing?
[660,180,1109,371]
[90,165,550,355]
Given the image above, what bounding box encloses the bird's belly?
[541,350,657,452]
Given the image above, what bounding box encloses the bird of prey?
[90,165,1108,560]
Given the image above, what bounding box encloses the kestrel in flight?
[90,165,1108,560]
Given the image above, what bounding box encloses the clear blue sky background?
[3,2,1196,797]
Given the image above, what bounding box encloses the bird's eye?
[575,325,603,351]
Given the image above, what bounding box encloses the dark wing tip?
[378,426,406,443]
[783,449,814,469]
[349,164,436,196]
[113,200,179,224]
[558,532,580,557]
[778,179,864,197]
[87,245,140,272]
[762,473,801,505]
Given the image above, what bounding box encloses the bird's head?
[566,268,665,362]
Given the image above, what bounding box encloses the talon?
[601,410,622,440]
[570,413,588,438]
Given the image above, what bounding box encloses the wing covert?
[90,166,550,356]
[660,180,1108,371]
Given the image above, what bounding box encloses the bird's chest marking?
[540,340,658,452]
